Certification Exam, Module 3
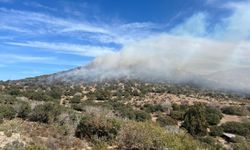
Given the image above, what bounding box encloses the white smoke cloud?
[91,34,250,74]
[170,13,208,37]
[51,1,250,93]
[214,1,250,40]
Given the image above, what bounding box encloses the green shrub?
[221,106,246,116]
[133,110,151,122]
[206,113,221,126]
[172,103,189,111]
[23,90,53,101]
[210,126,223,137]
[182,104,208,136]
[0,104,16,119]
[3,140,24,150]
[169,104,188,121]
[48,86,63,99]
[117,121,168,150]
[71,103,84,111]
[94,89,111,101]
[156,115,177,127]
[75,115,121,142]
[0,115,3,124]
[113,103,151,122]
[16,101,31,118]
[170,111,185,120]
[0,94,16,104]
[143,104,169,113]
[221,121,250,137]
[172,103,180,111]
[25,144,47,150]
[198,136,223,149]
[29,103,62,123]
[8,88,21,96]
[4,130,12,137]
[205,107,222,125]
[231,141,250,150]
[117,121,201,150]
[92,141,109,150]
[231,136,246,143]
[70,95,81,104]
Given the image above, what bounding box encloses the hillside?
[0,78,250,149]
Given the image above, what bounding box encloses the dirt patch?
[219,114,243,125]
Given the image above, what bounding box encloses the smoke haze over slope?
[48,1,250,93]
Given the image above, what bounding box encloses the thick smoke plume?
[51,34,250,93]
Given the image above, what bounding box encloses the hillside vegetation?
[0,80,250,149]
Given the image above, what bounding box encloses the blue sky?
[0,0,250,80]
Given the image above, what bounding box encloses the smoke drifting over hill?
[49,2,250,94]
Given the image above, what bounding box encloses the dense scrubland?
[0,80,250,150]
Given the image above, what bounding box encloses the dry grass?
[0,118,90,150]
[219,114,250,125]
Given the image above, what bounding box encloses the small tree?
[182,103,208,136]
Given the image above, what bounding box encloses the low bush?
[170,104,188,121]
[133,110,151,122]
[7,88,21,96]
[117,121,168,150]
[198,136,223,149]
[205,107,223,125]
[25,144,47,150]
[182,104,208,136]
[75,115,121,142]
[210,126,223,137]
[206,113,221,126]
[94,89,111,101]
[48,86,63,99]
[117,121,201,150]
[92,141,109,150]
[221,121,250,137]
[231,136,246,143]
[0,104,16,119]
[29,103,62,124]
[156,115,177,127]
[221,106,246,116]
[113,103,151,122]
[143,104,168,113]
[3,140,25,150]
[15,101,31,118]
[0,94,16,104]
[71,103,84,111]
[23,90,53,101]
[70,95,81,104]
[172,103,189,111]
[170,111,185,120]
[231,141,250,150]
[0,115,3,124]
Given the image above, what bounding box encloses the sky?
[0,0,250,80]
